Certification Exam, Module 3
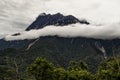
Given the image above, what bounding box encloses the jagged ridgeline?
[26,13,90,30]
[0,13,120,73]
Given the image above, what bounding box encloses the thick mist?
[5,23,120,41]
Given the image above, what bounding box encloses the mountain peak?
[26,13,90,31]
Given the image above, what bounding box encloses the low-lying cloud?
[5,23,120,41]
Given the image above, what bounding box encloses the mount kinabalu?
[0,13,90,50]
[0,13,120,72]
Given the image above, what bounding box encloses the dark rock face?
[26,13,90,31]
[12,33,21,36]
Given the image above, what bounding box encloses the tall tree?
[27,57,54,80]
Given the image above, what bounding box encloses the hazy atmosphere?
[1,0,120,40]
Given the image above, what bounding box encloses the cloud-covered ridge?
[5,23,120,41]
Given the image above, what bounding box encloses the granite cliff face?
[26,13,89,31]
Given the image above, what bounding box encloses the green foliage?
[68,60,88,71]
[27,58,93,80]
[68,70,93,80]
[67,60,93,80]
[26,57,54,80]
[53,67,67,80]
[96,57,120,80]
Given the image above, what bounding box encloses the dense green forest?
[0,56,120,80]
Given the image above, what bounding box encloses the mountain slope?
[1,36,120,73]
[0,13,120,73]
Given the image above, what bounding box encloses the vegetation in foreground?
[0,56,120,80]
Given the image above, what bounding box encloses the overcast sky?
[1,0,120,40]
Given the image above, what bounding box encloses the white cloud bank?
[5,23,120,41]
[1,0,120,40]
